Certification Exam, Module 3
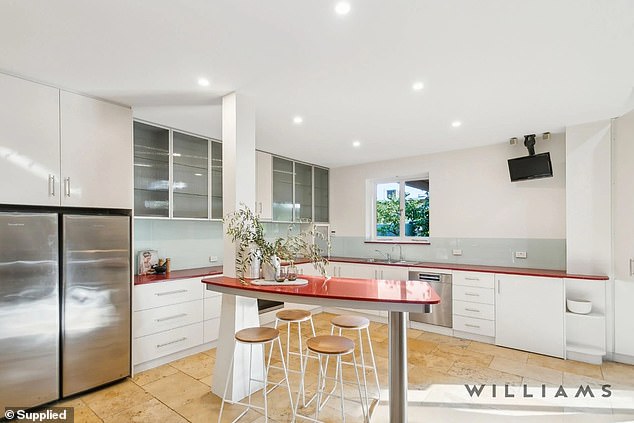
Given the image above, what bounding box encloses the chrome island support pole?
[389,311,408,423]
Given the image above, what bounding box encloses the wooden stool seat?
[235,327,280,343]
[331,315,370,329]
[276,309,312,322]
[307,335,355,355]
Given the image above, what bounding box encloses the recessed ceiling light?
[194,173,203,176]
[412,81,424,91]
[452,121,462,128]
[197,78,210,87]
[335,1,351,15]
[173,153,182,157]
[352,140,361,147]
[293,116,303,124]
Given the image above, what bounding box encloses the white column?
[212,92,262,401]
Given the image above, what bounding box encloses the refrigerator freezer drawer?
[133,322,204,365]
[133,299,203,338]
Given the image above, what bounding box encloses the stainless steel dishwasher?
[408,270,453,328]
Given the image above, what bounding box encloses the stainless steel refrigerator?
[0,211,131,410]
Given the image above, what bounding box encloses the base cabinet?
[495,275,565,358]
[615,280,634,357]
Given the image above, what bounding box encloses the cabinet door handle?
[156,337,187,348]
[155,313,188,322]
[465,323,480,329]
[465,308,480,312]
[464,292,480,297]
[48,174,56,197]
[155,289,188,297]
[465,277,480,281]
[630,258,634,276]
[64,177,71,197]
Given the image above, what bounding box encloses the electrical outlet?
[209,256,218,263]
[515,251,527,259]
[452,249,463,256]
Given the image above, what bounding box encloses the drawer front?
[134,299,203,338]
[134,278,203,311]
[203,317,220,343]
[203,295,222,321]
[453,315,495,337]
[453,285,494,304]
[453,300,495,320]
[133,322,203,365]
[453,271,494,289]
[204,275,223,298]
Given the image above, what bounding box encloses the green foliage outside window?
[376,194,429,237]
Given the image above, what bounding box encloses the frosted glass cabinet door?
[314,167,329,223]
[211,141,223,220]
[133,122,170,217]
[0,73,61,206]
[173,132,209,219]
[272,157,294,221]
[294,163,312,221]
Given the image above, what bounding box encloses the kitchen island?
[202,274,440,423]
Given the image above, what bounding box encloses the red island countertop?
[134,266,222,285]
[202,275,440,310]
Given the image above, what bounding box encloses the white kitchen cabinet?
[60,91,133,209]
[495,275,565,358]
[255,151,273,220]
[613,108,634,358]
[453,271,495,339]
[0,73,61,206]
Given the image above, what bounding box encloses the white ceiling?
[1,0,633,167]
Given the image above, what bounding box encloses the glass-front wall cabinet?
[134,122,170,217]
[133,121,222,220]
[314,166,329,223]
[270,154,329,223]
[272,157,294,222]
[172,131,209,219]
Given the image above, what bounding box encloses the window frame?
[370,175,430,242]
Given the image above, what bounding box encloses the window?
[374,177,429,240]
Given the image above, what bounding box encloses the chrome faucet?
[391,244,403,262]
[375,249,391,263]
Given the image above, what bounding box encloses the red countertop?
[201,275,441,305]
[134,266,222,285]
[325,256,608,280]
[134,257,607,285]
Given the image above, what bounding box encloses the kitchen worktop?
[133,257,607,285]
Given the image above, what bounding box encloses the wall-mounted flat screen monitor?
[508,152,553,182]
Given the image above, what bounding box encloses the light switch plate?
[515,251,527,259]
[452,249,463,256]
[209,256,218,263]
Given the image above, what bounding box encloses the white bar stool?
[274,309,316,405]
[328,315,380,412]
[294,335,367,423]
[218,327,294,423]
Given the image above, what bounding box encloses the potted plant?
[225,204,330,282]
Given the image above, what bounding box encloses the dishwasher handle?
[410,272,452,284]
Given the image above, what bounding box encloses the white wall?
[565,120,612,275]
[133,104,222,139]
[330,134,566,239]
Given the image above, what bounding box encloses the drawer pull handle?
[465,324,480,329]
[157,337,187,348]
[155,313,188,322]
[465,277,480,281]
[464,292,480,297]
[464,308,480,312]
[155,289,188,296]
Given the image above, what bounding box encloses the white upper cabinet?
[0,73,61,206]
[255,151,273,220]
[60,91,133,209]
[613,109,634,282]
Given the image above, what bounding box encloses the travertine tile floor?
[53,313,634,422]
